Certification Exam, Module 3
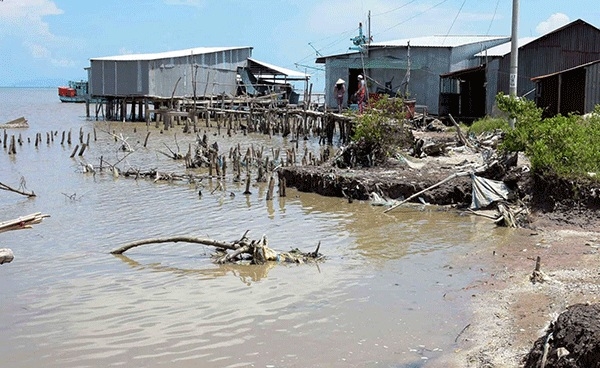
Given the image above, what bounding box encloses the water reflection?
[114,253,278,284]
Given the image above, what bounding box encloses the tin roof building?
[316,35,510,115]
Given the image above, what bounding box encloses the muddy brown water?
[0,88,513,367]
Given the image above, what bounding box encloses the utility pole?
[509,0,519,128]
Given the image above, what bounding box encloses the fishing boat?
[58,80,91,103]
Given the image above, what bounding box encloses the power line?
[296,26,360,65]
[443,0,467,41]
[486,0,501,35]
[374,0,451,38]
[372,0,418,17]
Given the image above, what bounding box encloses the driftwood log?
[0,212,50,265]
[0,212,50,233]
[110,231,323,265]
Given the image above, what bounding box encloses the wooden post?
[67,130,72,145]
[278,171,286,197]
[215,154,221,178]
[121,99,127,122]
[143,131,151,148]
[70,144,79,158]
[266,176,275,200]
[221,156,227,179]
[78,143,87,156]
[243,172,252,195]
[8,135,16,154]
[61,131,65,145]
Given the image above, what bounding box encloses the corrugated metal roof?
[247,58,309,80]
[531,59,600,81]
[370,35,509,48]
[91,46,253,61]
[315,51,360,64]
[474,37,537,57]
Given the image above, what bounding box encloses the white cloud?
[0,0,76,68]
[535,13,570,35]
[0,0,63,18]
[24,42,52,59]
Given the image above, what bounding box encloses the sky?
[1,0,600,92]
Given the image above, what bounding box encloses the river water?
[0,88,511,368]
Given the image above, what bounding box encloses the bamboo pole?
[384,172,470,213]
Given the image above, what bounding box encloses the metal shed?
[89,46,253,99]
[458,19,600,118]
[316,35,509,115]
[532,59,600,117]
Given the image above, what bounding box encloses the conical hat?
[336,78,345,84]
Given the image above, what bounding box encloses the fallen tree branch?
[110,235,241,255]
[110,232,324,265]
[0,180,36,197]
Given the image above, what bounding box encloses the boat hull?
[59,96,87,103]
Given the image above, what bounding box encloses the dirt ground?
[283,126,600,367]
[441,217,600,368]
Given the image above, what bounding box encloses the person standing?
[334,78,346,113]
[356,74,367,114]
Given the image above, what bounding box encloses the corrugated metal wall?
[585,62,600,113]
[323,47,453,113]
[89,60,149,96]
[90,47,252,99]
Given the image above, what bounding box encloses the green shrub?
[350,95,411,165]
[499,93,600,179]
[468,116,510,135]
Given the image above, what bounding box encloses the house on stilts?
[86,46,309,122]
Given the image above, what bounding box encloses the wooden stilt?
[266,176,275,200]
